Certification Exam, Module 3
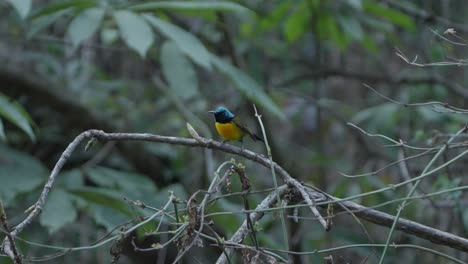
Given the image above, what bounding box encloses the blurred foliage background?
[1,0,468,263]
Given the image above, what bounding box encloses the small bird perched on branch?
[208,106,263,143]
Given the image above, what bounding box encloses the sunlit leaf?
[143,14,211,69]
[7,0,31,19]
[210,55,285,120]
[161,41,198,99]
[40,188,77,234]
[0,94,35,141]
[0,144,48,205]
[67,7,105,47]
[114,10,155,57]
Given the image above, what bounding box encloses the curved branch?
[2,129,468,261]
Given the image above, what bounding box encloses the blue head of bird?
[209,106,235,123]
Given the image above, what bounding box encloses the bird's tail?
[250,133,264,142]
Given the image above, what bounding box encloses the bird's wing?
[232,118,264,142]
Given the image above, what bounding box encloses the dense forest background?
[1,0,468,263]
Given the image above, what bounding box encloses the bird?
[208,106,263,143]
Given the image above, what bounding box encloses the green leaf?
[0,119,5,141]
[338,16,363,41]
[351,102,400,131]
[70,186,134,216]
[67,8,105,47]
[7,0,31,19]
[130,1,253,17]
[113,10,155,57]
[0,94,35,141]
[283,4,309,43]
[317,14,348,50]
[210,55,285,120]
[28,8,73,38]
[363,1,415,30]
[56,169,85,190]
[143,14,211,69]
[362,34,378,53]
[258,0,291,33]
[88,204,128,232]
[0,144,48,205]
[32,0,97,19]
[208,199,243,235]
[85,166,157,200]
[161,41,198,99]
[40,188,77,234]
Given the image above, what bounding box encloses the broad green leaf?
[0,119,5,141]
[28,8,73,38]
[85,166,157,199]
[210,55,285,120]
[67,8,105,47]
[40,188,77,234]
[208,199,243,235]
[363,1,415,30]
[0,144,48,205]
[161,41,198,99]
[32,0,97,19]
[70,186,134,216]
[135,218,157,239]
[317,14,348,49]
[283,4,309,43]
[258,0,290,33]
[7,0,31,19]
[338,16,363,41]
[56,169,85,190]
[0,94,35,141]
[113,10,155,57]
[351,102,400,131]
[143,14,211,69]
[362,34,378,53]
[130,1,253,17]
[88,204,128,232]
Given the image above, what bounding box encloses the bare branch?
[2,129,468,259]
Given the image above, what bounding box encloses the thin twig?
[378,124,468,263]
[0,201,22,264]
[253,104,291,250]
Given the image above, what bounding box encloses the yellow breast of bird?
[215,122,245,141]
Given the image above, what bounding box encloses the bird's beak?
[208,110,215,114]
